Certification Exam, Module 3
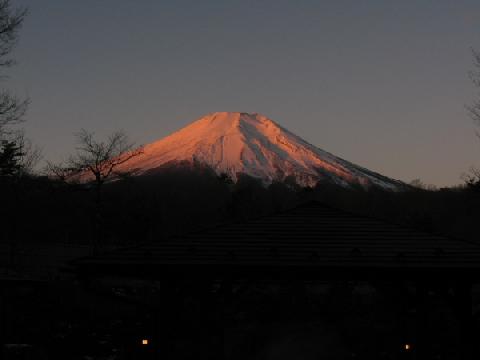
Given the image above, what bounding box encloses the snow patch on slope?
[119,112,403,190]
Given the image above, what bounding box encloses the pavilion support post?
[155,281,181,360]
[414,281,429,360]
[155,306,162,360]
[218,278,233,360]
[0,288,4,360]
[453,281,473,360]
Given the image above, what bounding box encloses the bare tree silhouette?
[0,0,30,175]
[0,0,28,133]
[467,49,480,126]
[48,129,143,251]
[466,49,480,189]
[0,1,33,274]
[66,129,143,200]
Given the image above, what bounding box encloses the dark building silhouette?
[73,201,480,359]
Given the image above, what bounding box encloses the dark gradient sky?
[7,0,480,186]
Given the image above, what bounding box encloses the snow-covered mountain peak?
[119,112,404,190]
[160,112,274,140]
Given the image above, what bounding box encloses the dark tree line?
[3,163,480,247]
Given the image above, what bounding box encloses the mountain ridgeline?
[118,112,404,190]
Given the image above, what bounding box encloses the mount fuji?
[120,112,404,190]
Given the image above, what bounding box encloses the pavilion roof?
[73,201,480,280]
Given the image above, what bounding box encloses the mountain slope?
[121,112,404,189]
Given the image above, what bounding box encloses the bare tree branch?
[0,1,28,137]
[48,129,143,185]
[467,48,480,126]
[465,48,480,188]
[46,129,143,253]
[0,0,27,69]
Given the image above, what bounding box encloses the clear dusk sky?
[6,0,480,187]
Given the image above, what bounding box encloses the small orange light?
[404,344,411,351]
[142,339,149,345]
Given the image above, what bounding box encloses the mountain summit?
[122,112,403,189]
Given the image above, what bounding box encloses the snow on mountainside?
[119,112,404,190]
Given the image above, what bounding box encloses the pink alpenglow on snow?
[120,112,404,189]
